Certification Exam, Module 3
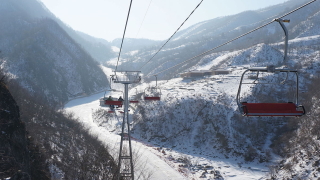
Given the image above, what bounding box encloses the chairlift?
[236,67,305,117]
[144,75,161,101]
[100,75,123,106]
[236,19,305,117]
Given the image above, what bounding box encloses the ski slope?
[64,92,185,180]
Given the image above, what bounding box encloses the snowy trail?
[64,92,185,180]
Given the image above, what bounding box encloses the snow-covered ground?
[64,65,272,179]
[65,35,320,178]
[64,91,185,180]
[63,16,320,179]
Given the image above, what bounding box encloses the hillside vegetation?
[0,0,111,106]
[0,71,118,179]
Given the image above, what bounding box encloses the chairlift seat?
[107,110,115,113]
[105,100,123,106]
[129,100,139,103]
[144,97,161,101]
[241,102,305,117]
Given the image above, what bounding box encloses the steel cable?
[147,0,317,77]
[115,0,133,73]
[138,0,204,70]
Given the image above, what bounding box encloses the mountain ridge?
[0,0,112,106]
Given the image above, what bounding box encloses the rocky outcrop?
[0,77,49,179]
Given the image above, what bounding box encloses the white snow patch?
[111,46,120,52]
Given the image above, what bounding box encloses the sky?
[39,0,287,42]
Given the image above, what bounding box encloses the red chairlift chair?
[129,100,139,103]
[236,66,305,117]
[236,19,305,117]
[144,75,161,101]
[100,75,124,107]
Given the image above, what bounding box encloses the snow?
[173,21,207,41]
[63,34,320,179]
[105,58,119,66]
[64,66,185,179]
[111,46,120,52]
[64,65,271,179]
[128,50,139,56]
[65,91,185,179]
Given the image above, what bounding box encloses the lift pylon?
[112,71,141,180]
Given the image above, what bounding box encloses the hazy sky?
[39,0,286,42]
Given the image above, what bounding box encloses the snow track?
[64,91,185,180]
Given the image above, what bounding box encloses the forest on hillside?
[0,70,118,179]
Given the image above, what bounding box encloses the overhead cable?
[148,0,317,77]
[138,0,204,70]
[135,0,153,38]
[115,0,133,73]
[278,0,317,19]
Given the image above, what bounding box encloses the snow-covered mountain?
[97,1,320,177]
[1,0,319,179]
[116,0,319,82]
[122,35,319,179]
[89,0,320,179]
[0,0,112,105]
[74,35,319,179]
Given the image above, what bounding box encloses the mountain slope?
[0,76,50,179]
[127,34,320,179]
[0,0,110,105]
[116,0,318,81]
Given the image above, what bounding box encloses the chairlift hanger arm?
[274,18,290,62]
[154,75,158,87]
[253,71,259,84]
[236,69,250,109]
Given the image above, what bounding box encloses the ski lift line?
[135,0,153,39]
[138,0,204,71]
[148,20,274,77]
[277,0,317,20]
[146,0,317,78]
[115,0,133,74]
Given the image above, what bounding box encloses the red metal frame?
[241,102,305,117]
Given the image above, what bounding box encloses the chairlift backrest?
[129,100,139,103]
[144,97,161,101]
[105,100,123,106]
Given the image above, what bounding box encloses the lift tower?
[112,71,141,180]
